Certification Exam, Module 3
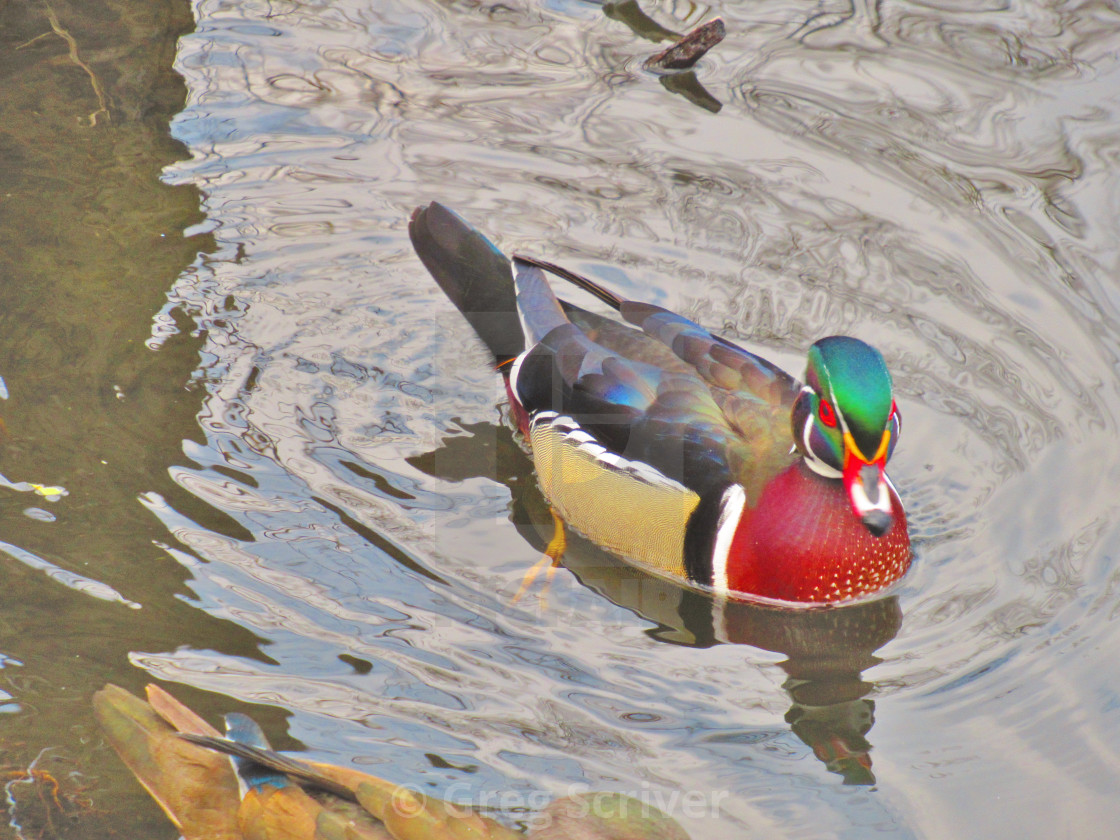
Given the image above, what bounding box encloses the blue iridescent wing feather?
[517,294,800,497]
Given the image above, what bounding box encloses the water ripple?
[136,0,1120,835]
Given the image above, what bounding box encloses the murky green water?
[2,0,1120,837]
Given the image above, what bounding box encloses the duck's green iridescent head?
[791,336,901,536]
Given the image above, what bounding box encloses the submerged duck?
[409,203,910,604]
[95,683,689,840]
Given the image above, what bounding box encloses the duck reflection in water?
[408,422,902,786]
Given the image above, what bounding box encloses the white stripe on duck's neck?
[710,484,747,597]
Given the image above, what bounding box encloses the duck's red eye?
[819,399,837,428]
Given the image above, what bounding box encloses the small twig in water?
[15,32,53,50]
[43,4,111,127]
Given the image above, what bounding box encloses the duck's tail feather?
[512,254,626,311]
[409,202,525,367]
[512,258,569,345]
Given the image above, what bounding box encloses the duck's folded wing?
[519,255,800,406]
[513,263,798,496]
[515,313,763,496]
[620,300,800,406]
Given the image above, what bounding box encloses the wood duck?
[94,683,689,840]
[412,423,902,783]
[409,203,911,604]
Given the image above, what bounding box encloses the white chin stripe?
[803,456,842,480]
[884,473,904,514]
[851,475,893,516]
[710,485,746,597]
[799,412,843,479]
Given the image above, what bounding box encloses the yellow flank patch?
[529,421,700,578]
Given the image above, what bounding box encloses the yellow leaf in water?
[30,484,66,498]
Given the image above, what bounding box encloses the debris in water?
[644,18,726,72]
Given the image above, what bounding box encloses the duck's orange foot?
[512,508,567,608]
